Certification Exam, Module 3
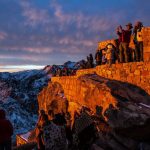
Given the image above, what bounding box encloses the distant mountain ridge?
[0,61,80,141]
[0,69,48,141]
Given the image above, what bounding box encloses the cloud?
[0,31,7,40]
[0,0,150,71]
[20,1,50,27]
[0,45,54,54]
[50,1,115,32]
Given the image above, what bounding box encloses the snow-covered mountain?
[0,61,82,142]
[0,69,49,141]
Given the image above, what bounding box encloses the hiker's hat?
[107,44,113,49]
[126,23,133,29]
[135,21,143,27]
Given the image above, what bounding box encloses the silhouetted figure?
[101,51,107,65]
[117,23,133,63]
[133,21,144,61]
[95,48,103,66]
[0,109,13,150]
[89,53,94,68]
[86,56,91,69]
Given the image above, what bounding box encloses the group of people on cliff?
[71,21,144,70]
[35,107,99,150]
[50,21,144,75]
[95,21,144,66]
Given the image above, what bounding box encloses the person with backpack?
[0,109,13,150]
[101,51,107,65]
[116,23,133,63]
[133,21,144,61]
[105,44,115,66]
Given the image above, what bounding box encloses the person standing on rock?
[105,44,115,66]
[86,56,91,69]
[0,109,13,150]
[89,53,94,68]
[116,23,133,63]
[95,48,103,66]
[133,21,144,62]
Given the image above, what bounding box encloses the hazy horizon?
[0,65,44,73]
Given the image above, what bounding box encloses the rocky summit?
[38,73,150,149]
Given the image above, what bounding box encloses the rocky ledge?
[38,74,150,149]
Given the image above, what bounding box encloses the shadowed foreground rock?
[38,74,150,149]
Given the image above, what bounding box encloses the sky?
[0,0,150,72]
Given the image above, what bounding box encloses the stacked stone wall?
[98,39,117,49]
[52,62,150,103]
[98,37,135,50]
[96,62,150,93]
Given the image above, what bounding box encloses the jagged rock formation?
[38,74,150,149]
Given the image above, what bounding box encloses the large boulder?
[38,74,150,145]
[77,74,150,140]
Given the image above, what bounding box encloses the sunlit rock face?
[38,74,150,141]
[38,81,82,124]
[38,82,68,115]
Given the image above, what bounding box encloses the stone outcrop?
[38,73,150,149]
[52,62,150,99]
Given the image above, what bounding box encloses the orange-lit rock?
[38,82,68,115]
[37,73,150,144]
[39,74,150,127]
